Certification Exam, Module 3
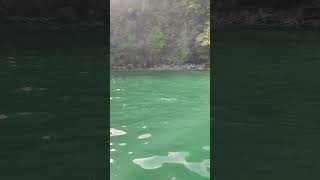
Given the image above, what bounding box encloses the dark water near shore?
[110,71,210,180]
[214,28,320,179]
[0,25,107,179]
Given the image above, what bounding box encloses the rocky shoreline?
[111,64,210,71]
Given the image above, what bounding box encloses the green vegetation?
[110,0,210,68]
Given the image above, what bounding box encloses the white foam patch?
[17,112,32,116]
[110,159,114,163]
[0,114,8,120]
[128,152,133,154]
[41,136,51,140]
[202,146,210,151]
[110,128,127,137]
[21,87,32,91]
[133,152,189,169]
[24,56,37,59]
[184,159,210,178]
[133,152,210,178]
[142,126,147,129]
[138,133,151,139]
[111,149,116,152]
[119,143,127,146]
[160,97,177,101]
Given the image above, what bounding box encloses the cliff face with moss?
[0,0,107,23]
[215,0,320,27]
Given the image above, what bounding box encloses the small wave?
[138,133,151,139]
[24,56,38,59]
[160,97,177,101]
[21,87,32,91]
[17,112,32,116]
[202,146,210,151]
[41,136,51,140]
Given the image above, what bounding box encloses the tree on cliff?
[110,0,210,68]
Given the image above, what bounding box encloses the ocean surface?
[0,25,107,179]
[214,27,320,180]
[110,71,210,180]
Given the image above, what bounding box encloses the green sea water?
[214,28,320,179]
[0,25,107,179]
[110,71,210,180]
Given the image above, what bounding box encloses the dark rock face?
[0,0,106,24]
[215,0,320,28]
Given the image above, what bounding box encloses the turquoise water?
[110,71,210,180]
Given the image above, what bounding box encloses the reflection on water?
[111,71,210,180]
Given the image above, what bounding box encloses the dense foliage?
[110,0,210,68]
